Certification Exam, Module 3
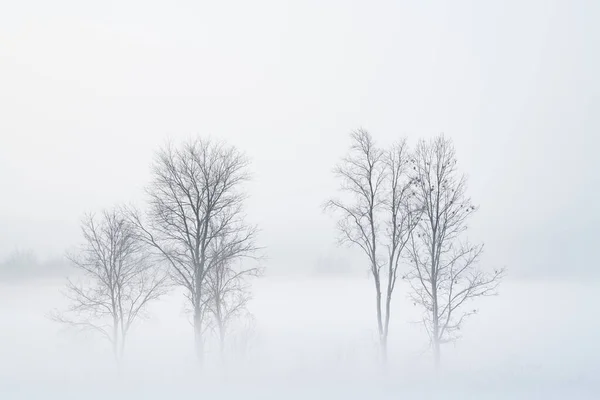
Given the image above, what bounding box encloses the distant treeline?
[0,249,71,281]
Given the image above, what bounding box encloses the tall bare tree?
[51,208,168,363]
[128,137,258,364]
[407,135,505,369]
[326,130,420,363]
[381,140,423,359]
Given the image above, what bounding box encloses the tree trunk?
[219,323,226,361]
[376,291,383,337]
[193,310,204,365]
[431,236,440,371]
[119,334,126,362]
[112,318,120,363]
[112,319,124,376]
[433,337,441,371]
[380,333,388,365]
[215,298,226,361]
[381,291,392,366]
[432,287,441,371]
[374,277,385,363]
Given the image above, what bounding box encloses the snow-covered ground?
[0,275,598,399]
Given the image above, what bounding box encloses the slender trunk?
[382,290,392,365]
[380,331,388,365]
[433,337,441,371]
[384,292,392,336]
[375,283,383,336]
[112,318,120,363]
[219,322,226,360]
[373,274,385,363]
[120,333,126,361]
[432,281,440,370]
[215,297,226,361]
[368,195,383,363]
[431,222,440,371]
[193,309,204,365]
[194,258,205,365]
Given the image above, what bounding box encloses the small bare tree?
[51,209,168,363]
[205,252,261,359]
[407,135,505,369]
[128,137,258,364]
[326,129,420,363]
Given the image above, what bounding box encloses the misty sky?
[1,0,598,280]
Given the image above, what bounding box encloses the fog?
[1,0,599,398]
[1,277,598,398]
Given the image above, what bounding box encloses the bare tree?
[205,249,261,359]
[381,140,422,359]
[326,129,420,363]
[205,202,262,352]
[51,208,168,364]
[127,137,258,364]
[406,135,505,369]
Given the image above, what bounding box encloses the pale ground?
[0,275,598,399]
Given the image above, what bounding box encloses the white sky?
[1,0,598,279]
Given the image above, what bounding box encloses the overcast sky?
[1,0,598,280]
